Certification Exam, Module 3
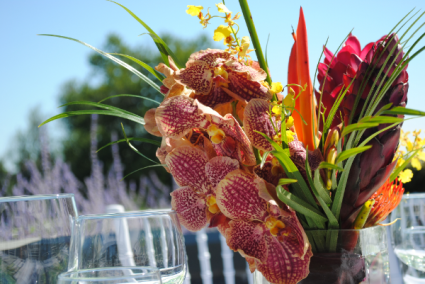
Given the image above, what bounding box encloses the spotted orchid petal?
[217,114,256,166]
[165,146,212,194]
[225,220,268,263]
[156,137,192,171]
[171,186,209,232]
[195,86,233,109]
[254,234,312,284]
[225,59,267,82]
[156,96,255,165]
[155,96,214,139]
[244,99,281,152]
[216,170,269,221]
[224,72,271,102]
[175,49,231,95]
[246,257,257,273]
[289,140,323,171]
[205,156,240,190]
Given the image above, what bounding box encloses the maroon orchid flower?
[167,145,239,231]
[216,170,312,284]
[174,49,271,108]
[155,95,256,166]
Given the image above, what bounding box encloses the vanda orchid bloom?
[167,145,239,231]
[174,49,271,108]
[216,170,312,284]
[155,95,256,166]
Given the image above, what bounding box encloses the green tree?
[58,33,213,185]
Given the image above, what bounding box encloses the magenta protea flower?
[174,49,271,108]
[216,170,312,284]
[316,33,408,227]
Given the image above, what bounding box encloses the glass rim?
[401,193,425,199]
[0,193,75,203]
[78,208,176,220]
[58,266,160,281]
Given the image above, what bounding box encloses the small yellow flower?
[223,35,234,46]
[213,25,233,41]
[399,169,413,183]
[272,104,282,115]
[286,116,294,128]
[412,157,422,171]
[216,3,231,13]
[283,88,296,109]
[286,130,296,143]
[186,5,203,16]
[270,82,283,94]
[237,36,254,58]
[418,151,425,161]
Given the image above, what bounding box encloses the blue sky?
[1,0,425,171]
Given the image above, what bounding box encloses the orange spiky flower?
[288,7,317,150]
[365,178,404,228]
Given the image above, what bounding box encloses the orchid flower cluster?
[40,1,425,283]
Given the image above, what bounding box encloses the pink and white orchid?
[167,145,239,231]
[216,170,312,284]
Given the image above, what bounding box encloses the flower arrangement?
[39,1,425,283]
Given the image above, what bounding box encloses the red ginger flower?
[216,170,312,284]
[155,95,256,166]
[365,178,404,228]
[174,49,271,108]
[167,145,239,231]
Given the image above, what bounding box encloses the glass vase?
[253,226,390,284]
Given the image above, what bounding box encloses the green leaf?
[305,151,339,228]
[341,122,379,137]
[390,148,421,182]
[314,169,332,204]
[358,115,404,124]
[108,53,165,81]
[260,151,271,168]
[38,34,162,93]
[121,123,158,164]
[97,137,161,153]
[318,162,343,172]
[107,0,183,68]
[98,94,160,105]
[276,186,328,223]
[59,101,145,123]
[238,0,271,86]
[121,164,165,180]
[383,106,425,116]
[39,110,143,128]
[335,145,372,164]
[278,178,298,186]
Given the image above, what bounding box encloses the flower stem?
[238,0,272,86]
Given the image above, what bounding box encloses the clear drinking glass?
[57,267,162,284]
[0,194,78,284]
[391,193,425,282]
[71,209,186,284]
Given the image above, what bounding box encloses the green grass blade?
[278,178,298,186]
[121,123,158,164]
[383,106,425,116]
[39,110,144,127]
[97,137,161,153]
[107,0,183,68]
[341,123,379,137]
[260,151,271,168]
[121,164,165,180]
[109,53,165,81]
[314,169,332,204]
[276,186,328,222]
[335,146,372,164]
[59,101,145,123]
[305,152,339,228]
[318,162,343,171]
[38,34,162,93]
[98,94,160,105]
